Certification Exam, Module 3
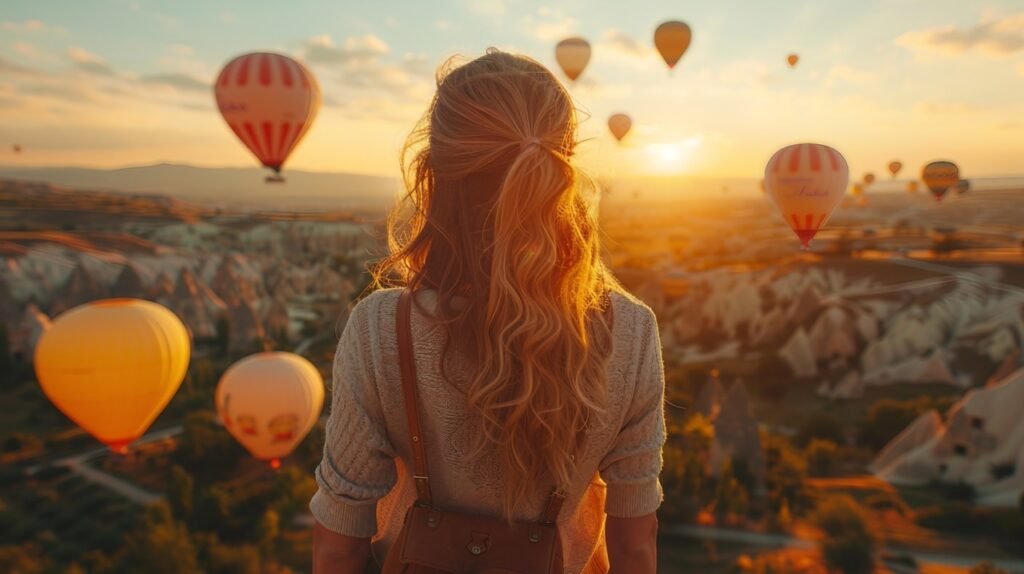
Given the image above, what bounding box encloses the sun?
[644,136,702,174]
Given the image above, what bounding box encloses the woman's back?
[311,288,664,571]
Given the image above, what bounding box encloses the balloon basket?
[265,175,286,184]
[269,458,281,470]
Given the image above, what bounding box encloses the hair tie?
[520,136,542,151]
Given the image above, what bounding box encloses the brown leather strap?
[541,489,566,525]
[397,289,433,505]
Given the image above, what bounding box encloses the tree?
[173,411,243,477]
[192,485,233,533]
[805,439,839,477]
[0,544,49,574]
[271,465,318,523]
[812,496,876,574]
[116,503,199,574]
[714,463,750,521]
[166,465,195,521]
[194,533,261,574]
[255,510,280,554]
[763,434,807,514]
[0,324,13,387]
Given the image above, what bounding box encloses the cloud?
[68,47,117,76]
[530,17,576,42]
[302,34,390,65]
[142,72,209,93]
[825,64,874,86]
[435,19,451,31]
[1,20,63,33]
[0,55,40,76]
[465,0,507,18]
[896,12,1024,56]
[600,29,653,58]
[913,101,981,116]
[168,44,194,56]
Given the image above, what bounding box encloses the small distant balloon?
[863,173,876,185]
[851,183,863,197]
[907,180,919,193]
[215,52,321,180]
[922,160,959,202]
[35,299,191,454]
[956,179,970,195]
[654,21,692,70]
[607,113,632,143]
[764,143,849,249]
[216,352,325,469]
[555,37,591,81]
[888,161,902,177]
[13,144,22,154]
[787,54,799,68]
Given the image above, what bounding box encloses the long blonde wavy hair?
[373,49,620,518]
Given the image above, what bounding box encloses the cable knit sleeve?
[310,295,397,537]
[599,304,666,518]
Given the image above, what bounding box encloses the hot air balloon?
[654,21,692,70]
[787,54,799,68]
[907,180,919,193]
[863,172,876,185]
[34,299,190,454]
[216,352,324,469]
[13,144,22,154]
[956,179,970,194]
[555,37,591,81]
[764,143,849,249]
[608,113,632,143]
[922,160,958,202]
[215,52,320,182]
[888,161,902,177]
[851,183,863,197]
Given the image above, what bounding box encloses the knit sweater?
[310,288,666,573]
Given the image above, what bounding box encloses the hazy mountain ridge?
[0,163,402,211]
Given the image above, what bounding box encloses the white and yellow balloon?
[216,352,325,469]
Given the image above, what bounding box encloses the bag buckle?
[466,531,490,556]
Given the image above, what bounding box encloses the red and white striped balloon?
[764,143,849,249]
[214,52,320,176]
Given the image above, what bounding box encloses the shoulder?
[346,287,403,328]
[608,290,658,336]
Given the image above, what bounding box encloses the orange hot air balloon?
[764,143,849,249]
[888,161,902,177]
[851,183,863,197]
[922,160,958,202]
[654,21,692,70]
[956,179,970,194]
[608,113,632,142]
[34,299,191,453]
[555,37,591,81]
[13,144,22,154]
[907,180,919,193]
[215,52,320,181]
[863,172,876,185]
[216,352,324,468]
[787,54,799,68]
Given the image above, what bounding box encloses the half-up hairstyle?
[372,49,621,519]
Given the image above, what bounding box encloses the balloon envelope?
[956,179,970,194]
[888,161,902,177]
[216,352,324,466]
[922,160,959,202]
[34,299,191,453]
[907,180,919,193]
[215,52,320,174]
[13,144,22,153]
[555,38,591,81]
[851,183,863,197]
[764,143,849,248]
[608,113,632,142]
[654,21,692,69]
[787,54,799,67]
[863,173,876,185]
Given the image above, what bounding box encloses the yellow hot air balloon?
[216,352,324,468]
[888,160,902,177]
[907,180,919,193]
[34,299,191,453]
[608,113,632,143]
[654,21,692,70]
[555,37,591,81]
[787,54,799,68]
[863,172,876,185]
[764,143,849,249]
[851,183,863,197]
[922,160,958,202]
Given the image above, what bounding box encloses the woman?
[311,50,665,574]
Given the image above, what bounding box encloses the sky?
[1,0,1023,184]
